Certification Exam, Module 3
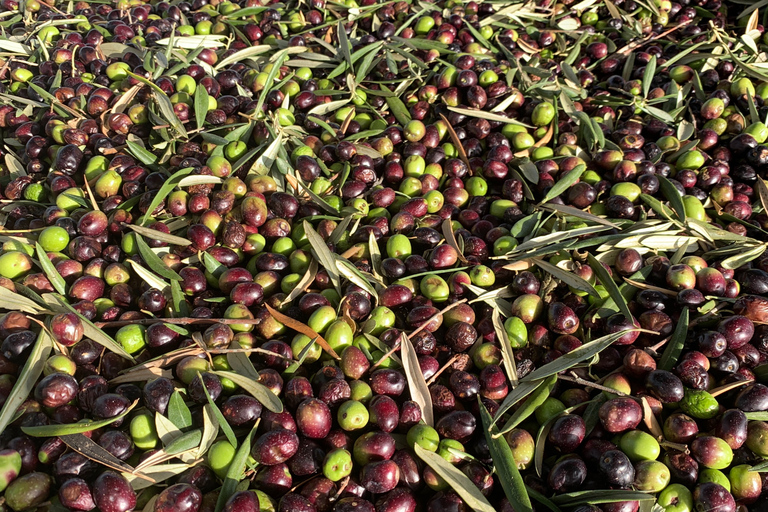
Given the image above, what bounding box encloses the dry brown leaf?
[439,113,471,171]
[641,396,663,438]
[622,278,678,297]
[265,304,340,360]
[710,379,752,398]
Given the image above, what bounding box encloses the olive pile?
[0,0,768,511]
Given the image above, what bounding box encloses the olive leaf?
[53,296,135,361]
[550,490,656,506]
[199,371,238,448]
[127,259,170,292]
[0,330,52,435]
[156,412,184,446]
[442,219,469,264]
[170,280,189,318]
[538,203,618,228]
[497,375,558,434]
[60,434,142,476]
[135,235,182,282]
[214,423,258,512]
[214,370,283,413]
[400,333,434,427]
[588,253,634,321]
[194,83,210,131]
[126,141,159,167]
[168,390,193,430]
[414,445,497,512]
[22,400,137,437]
[479,400,533,512]
[125,224,191,247]
[533,258,600,299]
[138,167,194,226]
[303,220,343,295]
[35,243,67,295]
[165,429,202,455]
[198,405,220,459]
[264,304,339,360]
[540,164,585,204]
[657,175,687,223]
[124,464,193,491]
[521,328,637,383]
[492,377,553,428]
[0,283,47,314]
[492,309,519,388]
[658,307,689,371]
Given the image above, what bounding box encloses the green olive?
[0,251,33,280]
[407,423,440,452]
[619,430,661,461]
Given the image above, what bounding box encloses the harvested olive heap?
[5,0,768,511]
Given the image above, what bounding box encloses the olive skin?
[154,484,203,512]
[693,482,735,512]
[92,471,136,512]
[598,450,635,489]
[4,472,52,512]
[599,397,643,433]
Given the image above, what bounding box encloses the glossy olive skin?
[599,397,643,433]
[599,450,635,489]
[92,471,136,512]
[155,484,203,512]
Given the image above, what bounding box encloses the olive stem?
[370,298,468,369]
[94,316,266,328]
[560,372,632,397]
[425,353,462,386]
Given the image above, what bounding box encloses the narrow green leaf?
[139,168,194,226]
[170,280,189,318]
[722,244,767,269]
[126,224,191,247]
[526,486,563,512]
[540,164,585,204]
[400,333,434,426]
[336,259,377,298]
[255,49,288,116]
[0,330,52,435]
[135,235,182,282]
[658,307,689,371]
[414,445,496,512]
[54,296,135,361]
[337,20,353,70]
[126,141,158,166]
[492,309,518,388]
[195,83,210,131]
[588,253,634,321]
[492,377,550,427]
[36,243,66,295]
[550,490,656,506]
[198,404,220,458]
[165,429,202,454]
[214,424,256,512]
[479,400,533,512]
[533,258,600,299]
[539,203,619,228]
[658,175,687,223]
[642,56,656,99]
[23,400,137,437]
[214,371,283,413]
[522,328,636,383]
[304,220,342,295]
[385,94,412,126]
[498,375,558,434]
[168,390,193,429]
[199,371,238,447]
